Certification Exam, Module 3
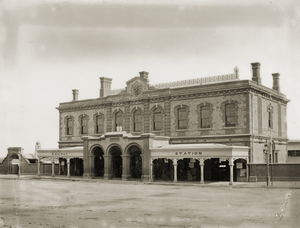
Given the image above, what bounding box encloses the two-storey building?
[37,62,289,184]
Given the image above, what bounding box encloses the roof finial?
[234,67,239,78]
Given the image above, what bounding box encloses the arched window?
[133,110,142,132]
[200,105,211,128]
[268,108,273,129]
[66,118,73,135]
[96,115,104,133]
[225,104,237,127]
[115,111,123,131]
[153,108,162,131]
[80,116,88,134]
[178,107,187,129]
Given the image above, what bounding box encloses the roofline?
[57,79,289,110]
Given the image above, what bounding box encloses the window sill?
[223,126,237,129]
[152,130,163,133]
[198,128,212,131]
[175,129,188,132]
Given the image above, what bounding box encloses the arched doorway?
[109,146,122,178]
[233,159,247,182]
[177,158,200,181]
[59,158,67,175]
[153,158,174,181]
[128,145,142,179]
[204,158,230,182]
[93,147,104,177]
[9,154,19,174]
[70,158,84,176]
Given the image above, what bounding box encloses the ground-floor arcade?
[36,147,83,178]
[83,139,145,181]
[150,143,249,185]
[37,132,249,184]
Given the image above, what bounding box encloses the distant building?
[287,140,300,163]
[0,145,58,175]
[0,147,37,175]
[37,62,290,184]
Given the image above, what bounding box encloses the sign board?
[175,152,202,156]
[236,162,243,169]
[110,137,120,142]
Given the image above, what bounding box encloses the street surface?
[0,179,299,228]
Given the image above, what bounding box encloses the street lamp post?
[270,128,273,187]
[264,143,271,187]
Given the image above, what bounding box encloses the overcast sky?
[0,0,299,157]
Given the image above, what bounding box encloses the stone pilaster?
[103,155,112,180]
[121,155,130,181]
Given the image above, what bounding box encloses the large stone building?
[37,62,289,184]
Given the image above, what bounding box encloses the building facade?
[286,140,300,163]
[37,62,289,183]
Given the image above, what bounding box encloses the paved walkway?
[1,174,300,189]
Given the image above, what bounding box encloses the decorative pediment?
[126,72,149,96]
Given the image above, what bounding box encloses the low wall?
[248,163,300,182]
[41,164,59,175]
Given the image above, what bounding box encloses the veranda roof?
[36,147,84,158]
[150,143,249,160]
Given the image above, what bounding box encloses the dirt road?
[0,179,299,227]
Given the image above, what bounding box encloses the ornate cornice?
[57,81,289,113]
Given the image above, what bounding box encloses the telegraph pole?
[270,129,273,187]
[266,145,270,186]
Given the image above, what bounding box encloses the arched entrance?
[153,158,174,181]
[177,158,200,181]
[93,147,104,177]
[70,158,84,176]
[9,154,19,174]
[204,158,230,182]
[233,159,247,182]
[128,145,142,179]
[59,158,67,175]
[109,146,122,178]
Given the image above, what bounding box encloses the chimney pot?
[100,77,112,97]
[139,71,149,79]
[251,62,261,84]
[272,73,280,92]
[72,89,79,101]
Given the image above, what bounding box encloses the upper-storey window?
[153,108,162,131]
[96,115,104,133]
[115,111,123,131]
[133,110,142,132]
[288,150,300,157]
[225,103,237,127]
[66,117,73,135]
[178,107,188,129]
[200,105,211,128]
[268,106,273,129]
[80,116,88,134]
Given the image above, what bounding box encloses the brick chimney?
[72,89,79,101]
[139,71,149,80]
[100,77,112,98]
[272,73,280,92]
[251,62,261,84]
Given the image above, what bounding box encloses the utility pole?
[264,138,271,187]
[270,128,273,187]
[265,144,270,187]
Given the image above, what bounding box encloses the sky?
[0,0,299,157]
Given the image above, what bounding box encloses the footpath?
[1,174,300,189]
